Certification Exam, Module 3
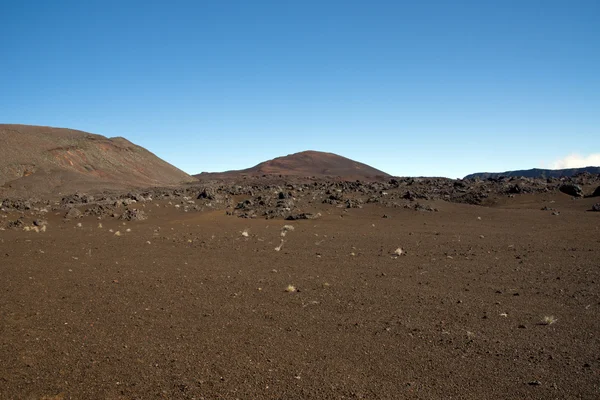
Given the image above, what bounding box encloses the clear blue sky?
[1,0,599,178]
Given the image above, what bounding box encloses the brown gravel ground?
[0,192,599,399]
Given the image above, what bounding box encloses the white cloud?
[550,153,600,169]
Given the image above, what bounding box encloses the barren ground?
[1,192,599,399]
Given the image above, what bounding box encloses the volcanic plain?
[1,171,600,400]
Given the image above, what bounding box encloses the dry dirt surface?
[195,150,390,181]
[1,176,600,399]
[0,124,195,198]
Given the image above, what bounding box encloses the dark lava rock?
[263,209,287,219]
[591,203,600,212]
[7,218,25,229]
[84,204,116,218]
[285,213,321,220]
[119,209,147,221]
[64,208,83,219]
[403,190,428,201]
[403,191,416,200]
[345,199,363,208]
[236,211,257,219]
[235,199,253,209]
[1,199,33,211]
[452,191,488,205]
[591,186,600,197]
[326,191,343,201]
[559,183,583,197]
[33,219,47,227]
[198,187,216,200]
[61,193,92,206]
[404,202,438,212]
[507,184,522,194]
[277,198,294,209]
[126,192,145,202]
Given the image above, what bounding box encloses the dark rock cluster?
[1,173,599,224]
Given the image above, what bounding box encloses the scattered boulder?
[345,199,363,208]
[404,202,438,212]
[507,184,522,194]
[236,210,257,219]
[119,209,147,221]
[285,213,321,220]
[403,191,416,200]
[262,209,287,219]
[61,193,94,206]
[277,198,294,209]
[453,180,467,189]
[452,191,488,205]
[591,203,600,212]
[326,191,343,201]
[235,199,253,210]
[1,199,34,211]
[65,208,83,219]
[198,187,216,200]
[84,204,116,218]
[559,183,583,197]
[127,193,147,202]
[6,218,25,229]
[403,190,428,201]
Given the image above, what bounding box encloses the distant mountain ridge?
[0,124,195,196]
[465,166,600,180]
[195,150,389,180]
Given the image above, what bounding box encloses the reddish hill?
[195,150,390,180]
[0,124,195,196]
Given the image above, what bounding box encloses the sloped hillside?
[465,167,600,180]
[0,124,195,196]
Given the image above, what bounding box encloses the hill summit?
[196,150,390,180]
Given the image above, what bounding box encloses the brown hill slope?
[0,124,195,196]
[195,150,390,180]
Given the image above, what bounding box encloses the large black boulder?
[559,183,583,197]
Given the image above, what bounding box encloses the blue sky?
[1,0,599,178]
